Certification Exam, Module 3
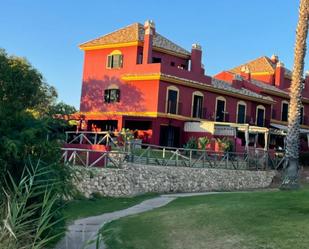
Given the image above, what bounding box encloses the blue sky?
[0,0,303,108]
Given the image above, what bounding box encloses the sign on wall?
[214,125,236,137]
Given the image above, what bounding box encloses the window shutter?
[104,89,109,103]
[113,55,120,68]
[119,55,123,67]
[116,89,120,102]
[107,56,112,68]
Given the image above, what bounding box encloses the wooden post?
[86,151,89,167]
[146,147,150,165]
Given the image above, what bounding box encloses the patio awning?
[270,123,309,134]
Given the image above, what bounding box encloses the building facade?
[77,20,309,152]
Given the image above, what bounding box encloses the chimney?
[275,61,285,88]
[232,74,244,89]
[143,20,155,64]
[240,66,251,81]
[270,54,279,64]
[190,43,204,74]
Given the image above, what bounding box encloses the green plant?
[0,161,64,249]
[198,137,210,150]
[217,137,233,152]
[184,137,198,150]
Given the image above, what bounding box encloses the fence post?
[94,133,97,145]
[146,147,150,165]
[176,149,179,166]
[189,150,192,167]
[226,152,229,169]
[73,151,76,166]
[86,151,89,167]
[202,151,205,168]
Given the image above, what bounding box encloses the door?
[159,125,180,147]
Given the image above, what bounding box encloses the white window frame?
[215,96,227,122]
[165,86,180,114]
[281,100,289,122]
[236,101,247,124]
[256,105,266,126]
[191,91,204,118]
[106,50,123,69]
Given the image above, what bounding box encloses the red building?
[215,55,309,151]
[77,20,309,151]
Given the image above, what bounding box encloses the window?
[137,53,143,64]
[256,105,265,127]
[170,62,175,67]
[237,101,246,124]
[152,57,162,63]
[104,88,120,103]
[300,106,304,124]
[215,97,226,122]
[281,101,289,122]
[166,86,179,114]
[192,91,203,118]
[107,50,123,68]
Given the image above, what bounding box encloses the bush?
[184,137,198,150]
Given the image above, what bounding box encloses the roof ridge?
[79,22,140,47]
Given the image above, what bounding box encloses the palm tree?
[282,0,309,189]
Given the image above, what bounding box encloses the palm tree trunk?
[281,0,309,189]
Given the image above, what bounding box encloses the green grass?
[62,193,157,223]
[102,188,309,249]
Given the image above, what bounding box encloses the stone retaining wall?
[74,163,277,197]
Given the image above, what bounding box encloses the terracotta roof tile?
[80,23,190,56]
[229,56,276,74]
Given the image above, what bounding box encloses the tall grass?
[0,160,65,249]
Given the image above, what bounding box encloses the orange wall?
[80,46,160,113]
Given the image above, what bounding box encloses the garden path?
[55,192,224,249]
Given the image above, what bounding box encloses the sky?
[0,0,304,109]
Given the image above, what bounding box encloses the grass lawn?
[102,188,309,249]
[62,193,157,223]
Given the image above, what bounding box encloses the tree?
[0,49,77,245]
[282,0,309,189]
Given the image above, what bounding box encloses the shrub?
[198,137,210,150]
[184,137,198,150]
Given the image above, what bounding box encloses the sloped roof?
[250,79,288,95]
[229,56,276,74]
[80,23,190,56]
[229,56,292,78]
[211,78,273,102]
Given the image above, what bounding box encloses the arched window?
[191,91,204,118]
[215,96,226,122]
[281,100,289,122]
[256,105,265,127]
[166,86,179,114]
[237,101,247,124]
[104,84,120,103]
[107,50,123,69]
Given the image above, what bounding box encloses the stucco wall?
[74,163,277,197]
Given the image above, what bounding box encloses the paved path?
[55,191,233,249]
